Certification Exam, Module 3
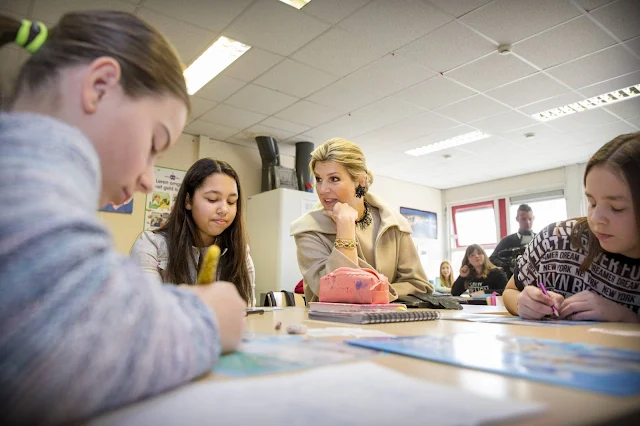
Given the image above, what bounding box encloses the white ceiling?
[1,0,639,189]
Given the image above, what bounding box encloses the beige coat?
[290,193,433,303]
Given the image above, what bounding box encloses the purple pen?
[537,281,559,317]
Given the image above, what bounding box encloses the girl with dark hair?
[451,244,507,296]
[131,158,256,306]
[503,132,640,323]
[0,11,246,425]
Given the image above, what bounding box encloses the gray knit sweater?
[0,113,221,425]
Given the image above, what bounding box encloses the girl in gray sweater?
[0,11,246,425]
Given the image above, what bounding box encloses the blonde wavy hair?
[309,137,374,189]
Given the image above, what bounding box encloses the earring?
[355,185,366,198]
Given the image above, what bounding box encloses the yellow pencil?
[196,245,220,285]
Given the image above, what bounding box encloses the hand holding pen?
[518,263,564,320]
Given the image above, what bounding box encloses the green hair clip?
[15,19,48,53]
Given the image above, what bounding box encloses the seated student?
[451,245,508,296]
[490,204,535,279]
[434,260,455,293]
[503,132,640,323]
[0,11,246,425]
[131,158,256,306]
[290,137,432,303]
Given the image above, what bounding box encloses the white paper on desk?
[92,362,543,426]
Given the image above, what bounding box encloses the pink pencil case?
[318,267,391,304]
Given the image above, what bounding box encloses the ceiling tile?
[0,0,29,14]
[460,0,581,44]
[136,7,216,64]
[355,111,460,146]
[546,108,619,132]
[627,116,640,128]
[32,0,136,22]
[301,0,370,24]
[575,0,616,12]
[306,75,386,112]
[603,97,640,119]
[505,123,565,142]
[221,48,284,83]
[469,110,538,134]
[291,27,386,77]
[184,120,240,140]
[591,0,640,41]
[427,0,493,18]
[513,16,616,70]
[194,75,246,102]
[486,73,570,108]
[434,95,510,123]
[565,120,638,146]
[188,96,217,123]
[347,54,434,97]
[240,124,296,141]
[274,100,345,127]
[338,0,452,52]
[224,84,299,115]
[626,36,640,56]
[518,92,585,115]
[253,59,339,98]
[446,52,537,92]
[224,0,329,56]
[397,21,496,73]
[577,70,640,98]
[456,137,518,156]
[546,45,640,89]
[200,104,267,130]
[260,117,310,135]
[393,76,476,110]
[142,0,251,31]
[305,97,425,140]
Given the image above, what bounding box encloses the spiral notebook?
[308,310,440,324]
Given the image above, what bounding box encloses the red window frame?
[451,201,497,248]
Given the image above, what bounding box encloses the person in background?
[503,133,640,323]
[434,260,455,293]
[451,244,508,296]
[0,11,246,425]
[489,204,535,279]
[291,137,433,303]
[131,158,256,306]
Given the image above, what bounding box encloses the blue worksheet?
[347,334,640,396]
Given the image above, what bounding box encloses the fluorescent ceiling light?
[278,0,311,9]
[405,131,490,156]
[184,36,251,95]
[532,84,640,122]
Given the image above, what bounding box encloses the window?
[509,190,567,234]
[452,201,498,248]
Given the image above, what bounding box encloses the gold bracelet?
[334,238,357,249]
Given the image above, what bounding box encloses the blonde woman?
[434,260,455,293]
[451,244,507,296]
[290,138,433,303]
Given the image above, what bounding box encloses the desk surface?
[235,306,640,426]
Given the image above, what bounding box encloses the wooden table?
[237,306,640,426]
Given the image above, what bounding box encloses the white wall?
[444,168,566,205]
[373,175,444,280]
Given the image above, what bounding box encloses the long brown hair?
[0,11,189,110]
[439,260,454,288]
[461,244,498,280]
[570,132,640,271]
[157,159,252,304]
